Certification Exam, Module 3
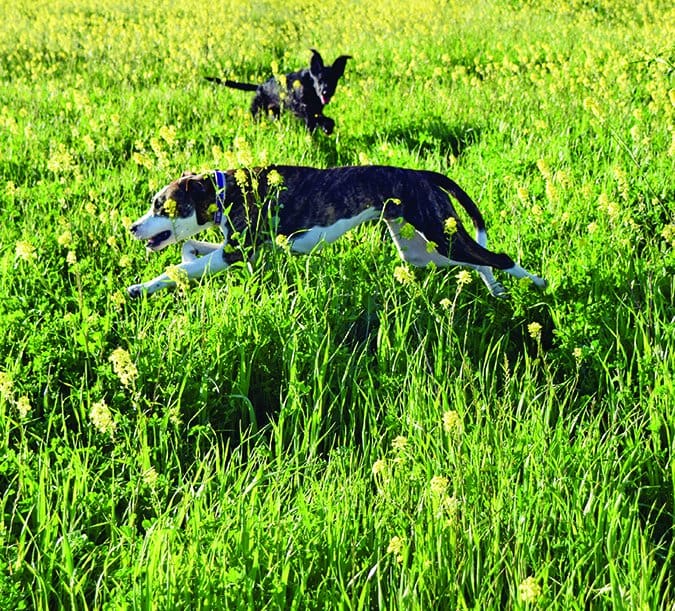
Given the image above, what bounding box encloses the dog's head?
[129,172,221,251]
[309,49,351,106]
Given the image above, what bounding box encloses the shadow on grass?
[314,119,481,166]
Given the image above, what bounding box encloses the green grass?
[1,0,674,608]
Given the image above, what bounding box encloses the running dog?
[127,165,546,298]
[205,50,351,134]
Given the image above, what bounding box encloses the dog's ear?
[310,49,324,75]
[330,55,351,80]
[183,175,206,195]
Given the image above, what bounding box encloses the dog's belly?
[289,207,379,253]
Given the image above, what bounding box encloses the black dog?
[205,50,351,134]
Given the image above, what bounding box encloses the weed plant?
[0,0,674,608]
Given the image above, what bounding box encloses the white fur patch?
[289,207,379,253]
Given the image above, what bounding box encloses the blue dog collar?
[213,170,227,224]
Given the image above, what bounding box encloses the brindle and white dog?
[127,165,546,298]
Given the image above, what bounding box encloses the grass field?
[1,0,674,608]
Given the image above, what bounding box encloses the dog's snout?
[129,222,139,234]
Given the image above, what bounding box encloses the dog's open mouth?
[146,230,172,250]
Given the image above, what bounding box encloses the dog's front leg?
[127,247,230,298]
[181,240,222,263]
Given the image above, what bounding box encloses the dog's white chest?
[289,207,379,253]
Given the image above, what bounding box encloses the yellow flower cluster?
[165,265,190,294]
[393,264,415,286]
[661,224,675,248]
[109,347,138,388]
[386,535,405,563]
[518,576,542,604]
[267,169,284,187]
[429,475,449,495]
[163,198,178,219]
[527,322,542,340]
[0,371,12,401]
[15,240,37,262]
[444,217,457,236]
[90,399,117,437]
[455,270,472,286]
[442,410,462,435]
[0,372,32,419]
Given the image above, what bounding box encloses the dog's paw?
[321,119,335,135]
[531,275,547,290]
[489,282,508,299]
[127,284,147,299]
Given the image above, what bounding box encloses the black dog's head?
[309,49,351,106]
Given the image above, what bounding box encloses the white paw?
[489,282,508,298]
[127,284,147,299]
[531,275,547,289]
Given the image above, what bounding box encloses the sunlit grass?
[1,0,674,608]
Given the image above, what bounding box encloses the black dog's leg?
[316,115,335,135]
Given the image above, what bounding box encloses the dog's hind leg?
[385,219,509,297]
[501,264,547,289]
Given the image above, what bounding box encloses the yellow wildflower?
[234,168,248,187]
[66,251,77,266]
[440,494,459,523]
[90,399,117,437]
[391,435,407,451]
[15,396,31,419]
[0,372,13,401]
[159,124,177,147]
[393,265,415,286]
[15,240,37,262]
[57,229,73,247]
[430,475,449,495]
[439,297,452,310]
[661,223,675,247]
[386,536,404,563]
[142,466,159,487]
[527,322,542,340]
[47,144,76,174]
[166,265,190,294]
[163,198,177,218]
[267,169,284,187]
[275,234,290,250]
[455,270,472,286]
[372,458,387,476]
[444,217,457,236]
[109,347,138,388]
[442,410,462,435]
[518,576,541,604]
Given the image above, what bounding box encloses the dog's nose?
[129,223,139,234]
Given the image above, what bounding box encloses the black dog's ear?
[330,55,352,79]
[310,49,324,74]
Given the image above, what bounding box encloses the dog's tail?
[204,76,258,91]
[427,172,488,248]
